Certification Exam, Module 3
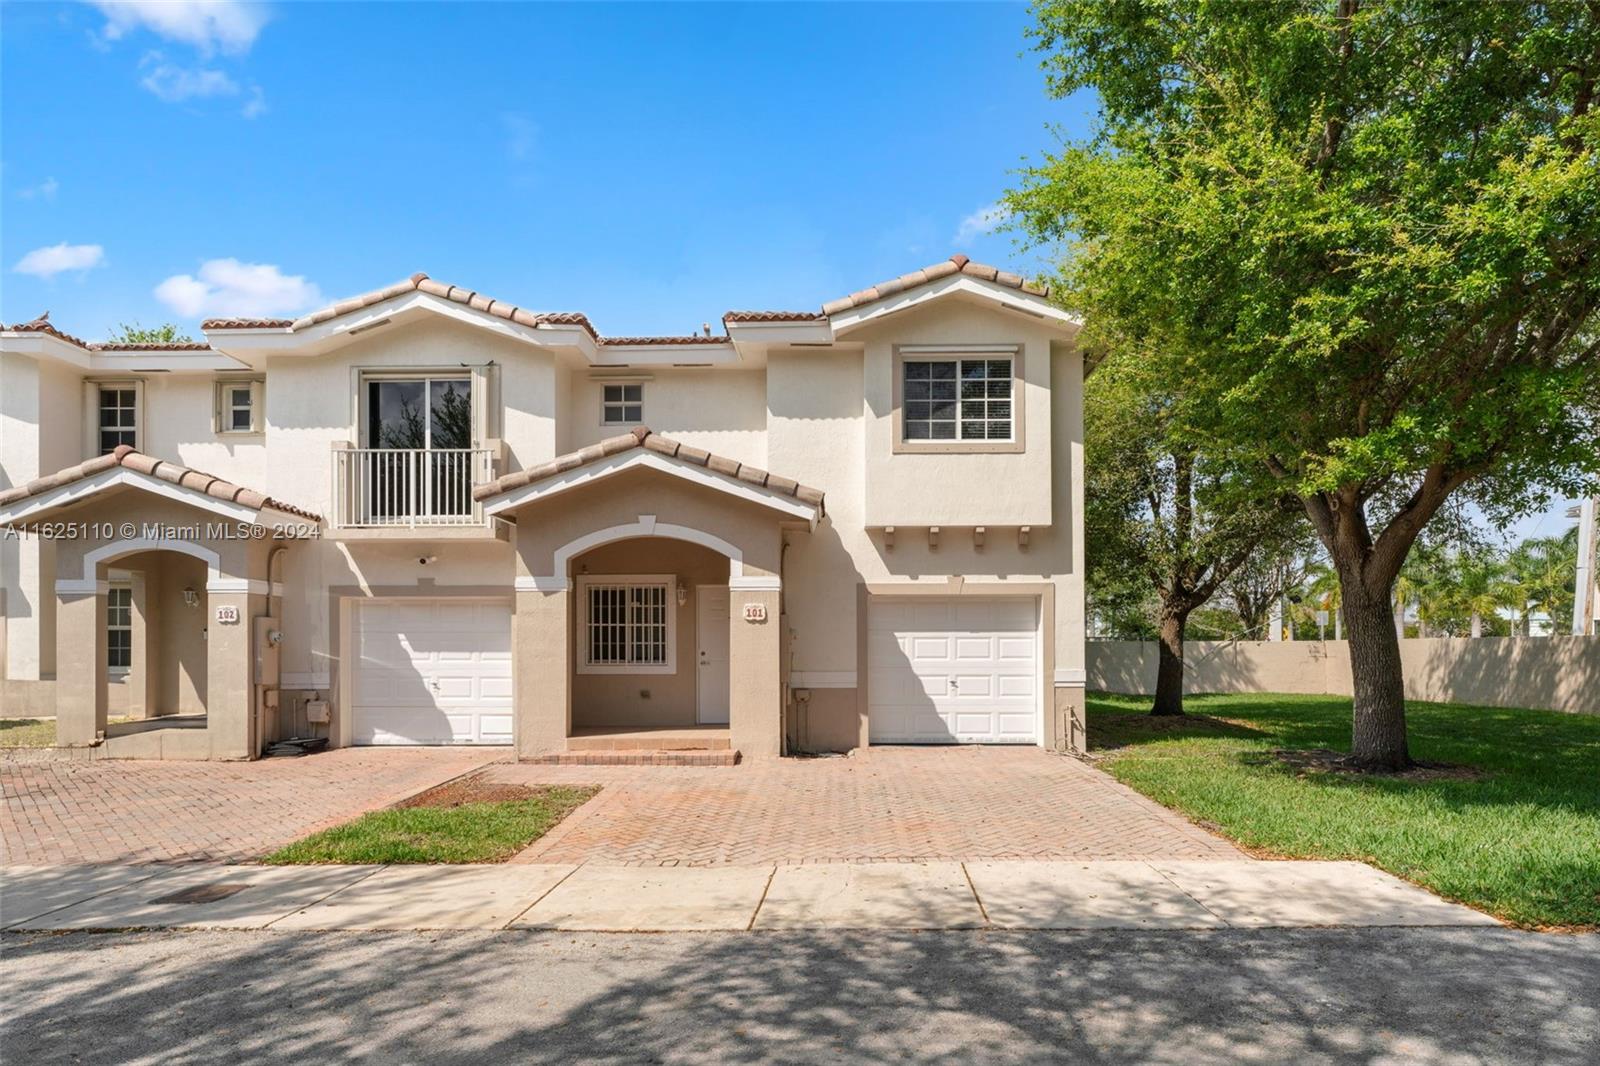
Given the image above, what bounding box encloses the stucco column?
[54,589,106,746]
[205,590,255,760]
[728,586,781,758]
[515,588,570,757]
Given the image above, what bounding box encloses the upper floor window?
[903,357,1013,442]
[601,383,643,426]
[216,380,262,435]
[98,387,138,454]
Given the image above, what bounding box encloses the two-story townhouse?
[0,255,1085,762]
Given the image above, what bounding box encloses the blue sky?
[2,1,1080,338]
[0,1,1579,543]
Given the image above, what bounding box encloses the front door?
[696,585,730,724]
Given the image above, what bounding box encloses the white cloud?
[955,202,1011,246]
[240,84,268,119]
[138,52,239,101]
[154,258,321,318]
[18,177,60,202]
[90,0,270,56]
[13,242,106,279]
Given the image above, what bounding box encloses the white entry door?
[352,599,513,745]
[868,597,1039,744]
[696,585,730,724]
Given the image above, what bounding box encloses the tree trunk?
[1152,607,1188,716]
[1342,577,1411,769]
[1470,612,1482,638]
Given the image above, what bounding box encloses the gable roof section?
[0,445,321,526]
[5,313,214,352]
[473,426,824,521]
[817,255,1049,316]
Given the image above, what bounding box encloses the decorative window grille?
[584,579,671,670]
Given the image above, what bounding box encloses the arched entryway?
[568,535,733,737]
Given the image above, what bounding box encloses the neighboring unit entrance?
[351,598,513,744]
[867,596,1039,744]
[696,585,731,724]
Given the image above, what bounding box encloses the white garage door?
[352,599,513,745]
[868,597,1039,744]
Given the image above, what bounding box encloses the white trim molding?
[552,518,747,579]
[64,538,225,594]
[729,575,781,590]
[514,576,573,593]
[1054,668,1087,687]
[481,449,819,524]
[206,579,286,596]
[790,671,856,688]
[0,468,263,527]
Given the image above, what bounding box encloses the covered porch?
[473,427,824,761]
[0,447,321,759]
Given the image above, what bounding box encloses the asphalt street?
[2,927,1595,1064]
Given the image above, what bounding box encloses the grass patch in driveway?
[263,775,598,865]
[0,718,57,747]
[1088,692,1600,931]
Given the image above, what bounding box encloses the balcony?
[332,446,495,529]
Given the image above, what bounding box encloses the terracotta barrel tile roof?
[201,318,294,330]
[598,335,730,346]
[473,426,825,513]
[818,254,1049,316]
[0,445,322,524]
[7,312,215,352]
[722,310,826,323]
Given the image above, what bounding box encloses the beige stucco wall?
[570,537,731,729]
[566,369,767,467]
[768,296,1086,752]
[1088,638,1600,715]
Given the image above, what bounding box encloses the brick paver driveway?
[497,747,1243,867]
[1,748,501,865]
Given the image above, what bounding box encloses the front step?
[526,749,740,767]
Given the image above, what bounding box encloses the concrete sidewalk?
[2,859,1498,933]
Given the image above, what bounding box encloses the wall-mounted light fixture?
[676,582,689,607]
[182,587,200,608]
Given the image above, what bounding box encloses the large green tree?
[1086,343,1305,715]
[1011,0,1600,767]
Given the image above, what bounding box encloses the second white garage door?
[868,597,1039,744]
[352,599,513,745]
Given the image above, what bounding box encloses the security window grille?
[602,383,643,425]
[107,586,132,671]
[586,582,669,667]
[902,358,1013,442]
[227,385,254,432]
[99,387,137,454]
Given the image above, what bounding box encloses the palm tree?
[1509,529,1580,635]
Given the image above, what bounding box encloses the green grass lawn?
[263,785,598,865]
[0,718,57,747]
[1088,692,1600,930]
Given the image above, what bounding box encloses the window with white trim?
[579,576,674,673]
[601,383,643,425]
[217,380,261,434]
[107,585,132,672]
[98,387,138,454]
[902,357,1013,442]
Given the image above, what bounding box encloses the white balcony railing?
[332,447,494,528]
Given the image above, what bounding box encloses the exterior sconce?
[676,583,689,607]
[182,587,200,608]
